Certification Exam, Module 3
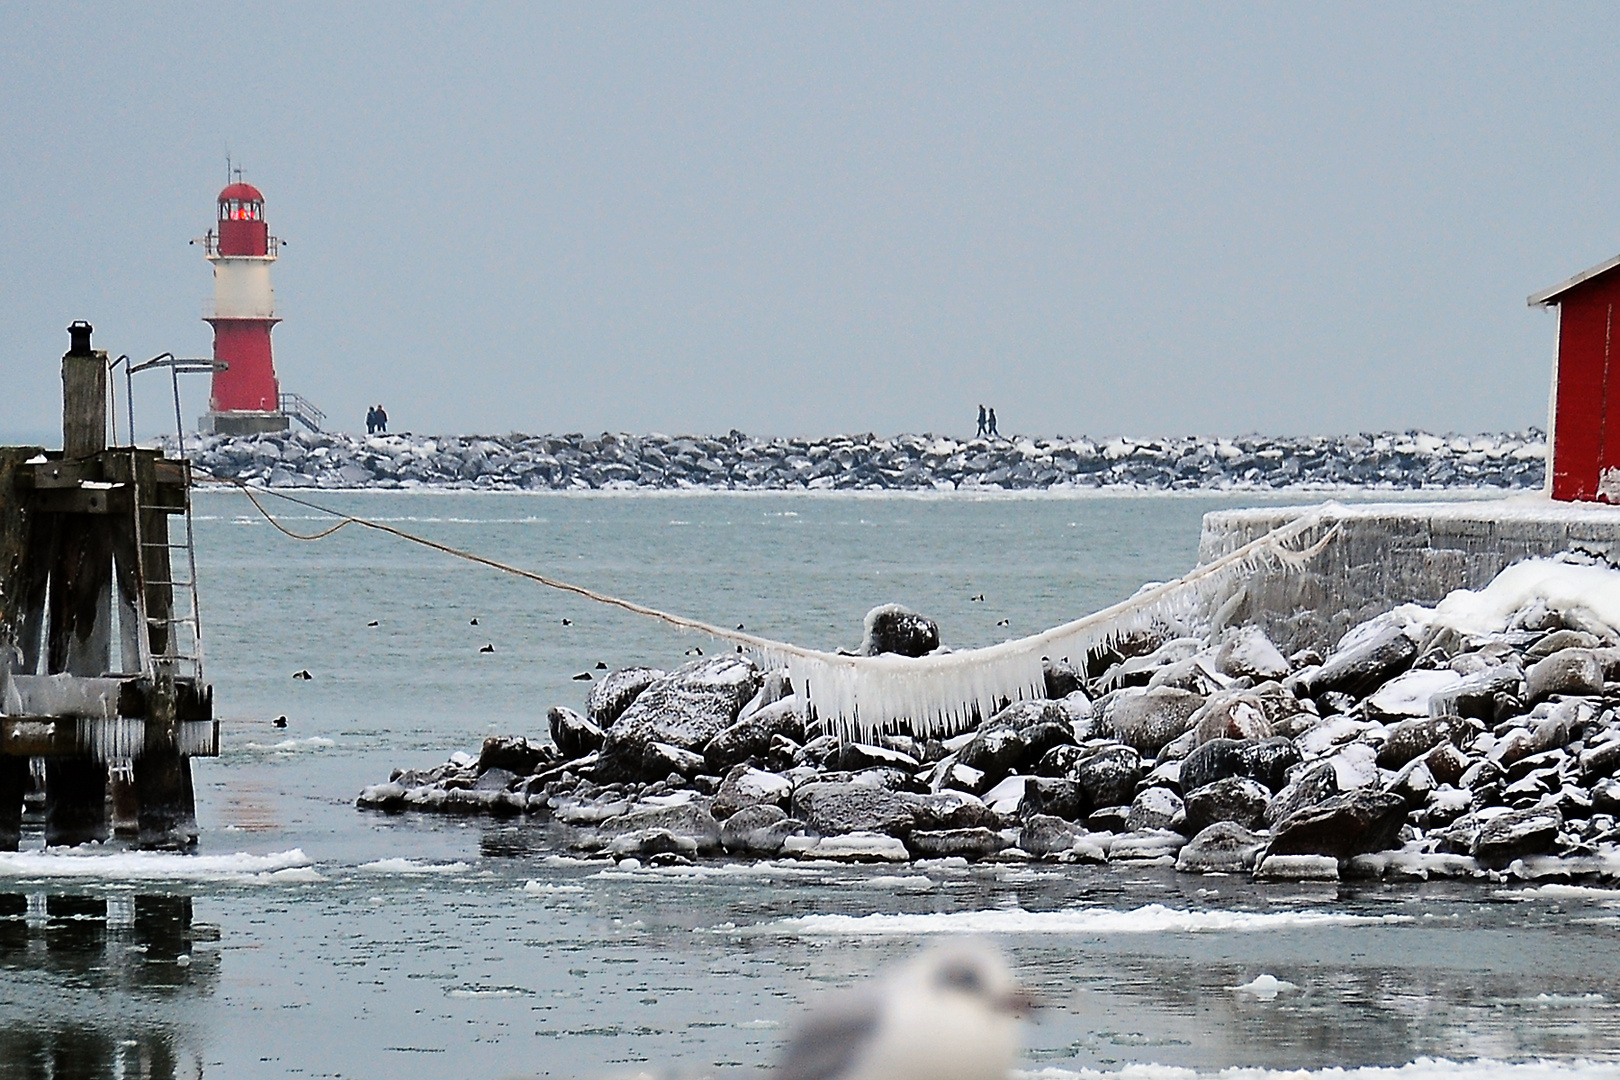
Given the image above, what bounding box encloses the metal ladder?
[130,454,205,684]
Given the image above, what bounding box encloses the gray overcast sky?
[2,3,1618,442]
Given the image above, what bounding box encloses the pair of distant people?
[976,404,1000,438]
[365,404,389,435]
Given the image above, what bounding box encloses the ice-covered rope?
[203,469,1338,742]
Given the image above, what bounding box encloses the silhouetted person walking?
[987,408,999,437]
[976,404,988,437]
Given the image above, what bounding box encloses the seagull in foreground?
[777,939,1036,1080]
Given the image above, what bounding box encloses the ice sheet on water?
[767,903,1412,936]
[1234,973,1298,999]
[1015,1061,1620,1080]
[0,848,318,883]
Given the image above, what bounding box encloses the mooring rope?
[198,468,1341,738]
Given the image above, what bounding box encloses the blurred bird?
[561,618,573,626]
[995,618,1010,627]
[470,617,479,626]
[292,669,312,681]
[480,643,495,653]
[572,671,592,681]
[969,594,985,602]
[595,661,608,669]
[272,715,288,728]
[685,646,703,656]
[367,620,379,627]
[777,939,1035,1080]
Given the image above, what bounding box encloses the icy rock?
[1266,789,1408,859]
[720,804,801,855]
[1191,691,1274,745]
[1307,622,1419,698]
[602,657,761,778]
[642,742,706,777]
[1215,626,1290,681]
[784,832,910,862]
[1086,806,1131,832]
[1255,854,1340,881]
[1043,658,1083,699]
[981,775,1031,817]
[906,827,1008,859]
[478,735,546,776]
[1178,738,1248,792]
[1175,821,1266,873]
[546,705,606,762]
[1182,777,1271,835]
[957,726,1027,783]
[1107,829,1185,861]
[836,742,920,772]
[1364,669,1465,721]
[1526,648,1605,703]
[1377,716,1467,771]
[1018,777,1086,822]
[704,696,806,773]
[859,604,939,658]
[927,756,988,795]
[1472,804,1563,867]
[586,666,666,727]
[907,790,1001,831]
[472,767,518,791]
[1018,814,1089,857]
[792,782,916,836]
[594,800,722,854]
[1581,737,1620,782]
[1326,743,1381,791]
[1240,737,1304,792]
[711,765,793,818]
[1127,786,1185,832]
[609,827,698,858]
[1070,745,1143,808]
[1105,687,1206,756]
[1591,777,1620,814]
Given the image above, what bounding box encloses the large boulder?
[721,804,802,855]
[1191,691,1273,745]
[1265,761,1339,827]
[907,790,1001,831]
[1266,789,1408,860]
[792,782,917,837]
[548,707,605,760]
[1308,621,1419,699]
[1377,715,1467,771]
[906,828,1008,859]
[1017,777,1086,821]
[1175,821,1267,873]
[1472,804,1564,867]
[1178,737,1248,792]
[1181,777,1270,835]
[1070,746,1143,809]
[860,604,939,657]
[703,696,806,773]
[1215,626,1290,681]
[1126,786,1184,832]
[1105,687,1206,756]
[602,657,761,778]
[641,742,706,777]
[593,800,723,853]
[478,735,545,776]
[1526,648,1605,703]
[1019,814,1088,857]
[957,726,1028,782]
[586,666,666,727]
[711,765,794,818]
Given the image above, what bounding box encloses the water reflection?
[0,891,217,1078]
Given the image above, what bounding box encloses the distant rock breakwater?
[168,428,1548,492]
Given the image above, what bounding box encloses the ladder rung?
[148,616,198,626]
[141,542,192,550]
[145,580,193,588]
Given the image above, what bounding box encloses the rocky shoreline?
[168,428,1547,492]
[357,573,1620,884]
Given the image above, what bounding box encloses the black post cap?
[66,321,94,356]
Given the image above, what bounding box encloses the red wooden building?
[1531,253,1620,502]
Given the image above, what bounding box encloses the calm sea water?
[3,489,1618,1080]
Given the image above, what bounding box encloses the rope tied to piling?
[206,468,1340,741]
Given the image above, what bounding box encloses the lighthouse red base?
[198,180,290,436]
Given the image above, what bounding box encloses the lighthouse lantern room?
[198,179,289,435]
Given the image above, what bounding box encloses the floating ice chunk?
[1235,973,1298,999]
[358,858,470,874]
[770,903,1408,936]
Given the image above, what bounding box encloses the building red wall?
[218,218,268,257]
[1551,274,1620,502]
[208,319,280,412]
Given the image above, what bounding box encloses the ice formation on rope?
[739,508,1340,743]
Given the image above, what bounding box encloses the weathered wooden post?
[43,323,113,845]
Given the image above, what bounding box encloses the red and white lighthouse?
[199,180,288,434]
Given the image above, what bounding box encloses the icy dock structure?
[1200,496,1620,652]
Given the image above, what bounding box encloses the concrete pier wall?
[1196,496,1620,653]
